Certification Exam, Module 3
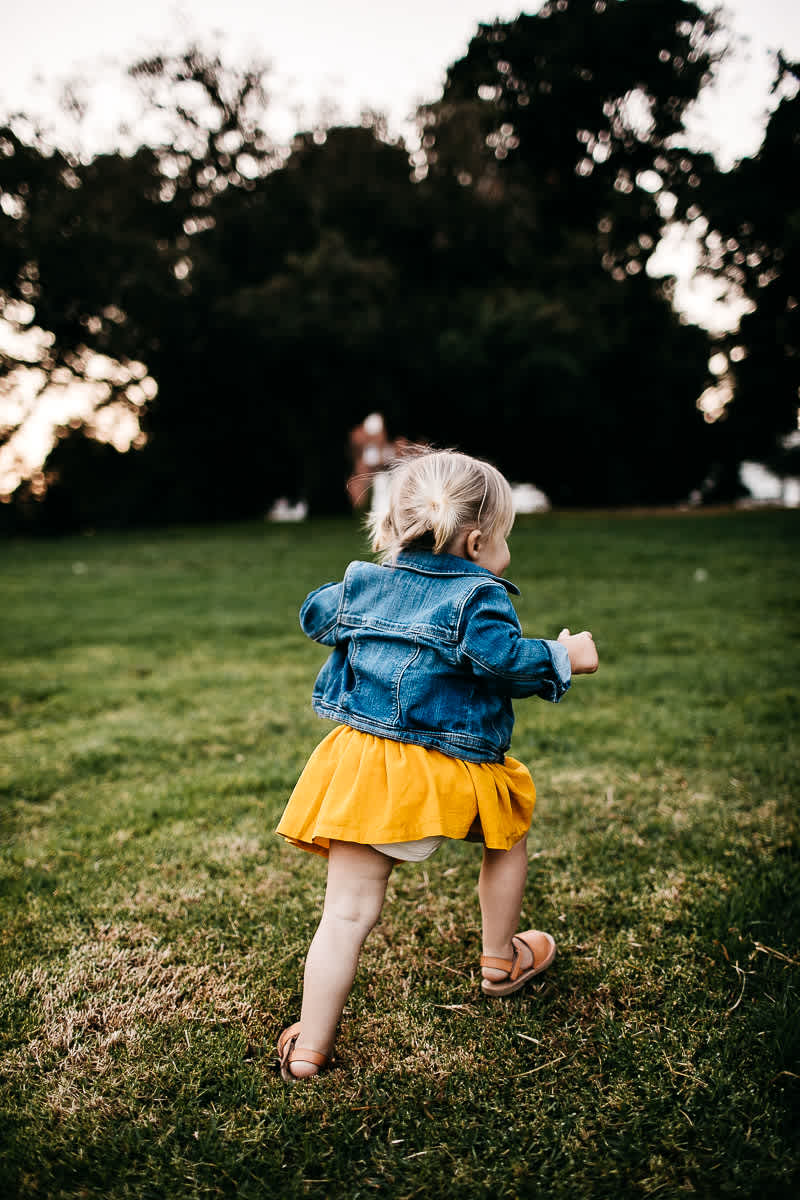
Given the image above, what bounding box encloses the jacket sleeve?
[299,581,344,646]
[459,585,571,703]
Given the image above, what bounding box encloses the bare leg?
[288,840,394,1078]
[478,835,550,983]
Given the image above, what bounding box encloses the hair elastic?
[476,471,489,525]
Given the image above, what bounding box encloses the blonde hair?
[368,448,515,564]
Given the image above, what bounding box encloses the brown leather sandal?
[480,930,557,996]
[277,1022,329,1081]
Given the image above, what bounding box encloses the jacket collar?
[393,550,520,595]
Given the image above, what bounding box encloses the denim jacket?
[299,550,571,763]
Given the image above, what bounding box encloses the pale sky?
[1,1,798,165]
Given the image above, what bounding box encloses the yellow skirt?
[276,724,536,858]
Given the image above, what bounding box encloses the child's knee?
[322,904,380,946]
[324,879,385,929]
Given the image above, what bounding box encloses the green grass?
[1,510,798,1199]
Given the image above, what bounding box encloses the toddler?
[276,448,598,1079]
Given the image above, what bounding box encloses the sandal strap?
[481,937,533,982]
[289,1046,328,1068]
[509,935,535,981]
[480,953,513,973]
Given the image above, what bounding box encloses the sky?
[1,0,798,165]
[1,1,799,494]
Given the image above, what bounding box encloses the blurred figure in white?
[268,497,309,522]
[510,483,550,514]
[739,461,800,508]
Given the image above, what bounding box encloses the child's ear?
[465,529,482,561]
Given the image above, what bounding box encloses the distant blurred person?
[346,411,406,509]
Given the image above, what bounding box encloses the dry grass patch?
[2,922,261,1119]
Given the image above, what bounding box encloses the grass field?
[1,510,798,1199]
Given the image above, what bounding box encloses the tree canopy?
[693,56,800,490]
[0,3,796,532]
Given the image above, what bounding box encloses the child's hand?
[558,628,599,675]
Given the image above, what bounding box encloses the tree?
[406,0,722,501]
[2,11,775,528]
[2,48,472,527]
[419,0,721,273]
[0,49,288,527]
[694,57,800,492]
